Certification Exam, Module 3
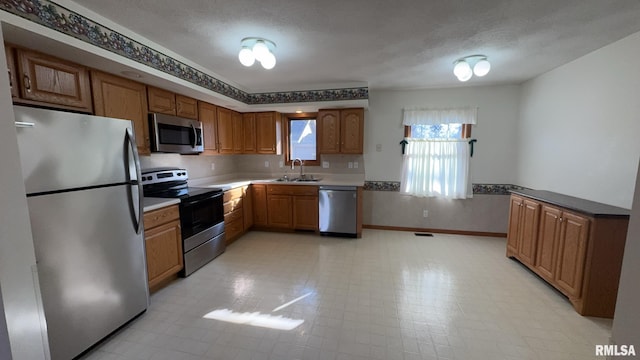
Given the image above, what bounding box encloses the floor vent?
[414,233,434,237]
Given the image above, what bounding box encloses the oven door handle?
[182,193,222,207]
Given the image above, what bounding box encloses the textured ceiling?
[69,0,640,92]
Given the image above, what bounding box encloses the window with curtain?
[400,107,477,199]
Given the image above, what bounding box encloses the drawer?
[144,204,180,230]
[224,208,243,223]
[223,187,245,202]
[267,185,318,196]
[223,197,243,214]
[225,216,243,240]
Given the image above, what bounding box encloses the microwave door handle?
[191,123,197,148]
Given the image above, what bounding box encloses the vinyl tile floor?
[82,230,612,360]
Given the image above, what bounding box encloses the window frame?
[283,112,320,166]
[404,123,472,139]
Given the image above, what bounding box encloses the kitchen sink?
[273,176,322,182]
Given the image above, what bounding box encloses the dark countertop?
[510,189,630,218]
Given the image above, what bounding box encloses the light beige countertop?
[189,174,365,191]
[143,197,180,212]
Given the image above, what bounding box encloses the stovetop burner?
[141,167,223,200]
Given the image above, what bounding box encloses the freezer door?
[27,185,148,360]
[14,105,134,194]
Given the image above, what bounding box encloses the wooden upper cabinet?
[198,101,218,154]
[147,86,176,115]
[232,111,243,154]
[216,106,234,154]
[91,70,150,155]
[318,110,340,154]
[318,108,364,154]
[243,113,257,154]
[340,108,364,153]
[16,48,92,112]
[5,45,19,98]
[176,95,198,119]
[256,111,281,154]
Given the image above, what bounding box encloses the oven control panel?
[140,168,188,186]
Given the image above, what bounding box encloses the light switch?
[264,161,270,168]
[348,162,353,169]
[353,162,358,169]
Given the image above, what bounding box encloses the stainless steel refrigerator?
[13,105,149,360]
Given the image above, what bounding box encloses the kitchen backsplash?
[139,153,364,180]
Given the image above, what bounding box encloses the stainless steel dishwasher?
[319,186,357,237]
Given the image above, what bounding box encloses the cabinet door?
[147,86,176,115]
[506,195,523,256]
[5,45,19,98]
[535,205,562,281]
[555,212,589,298]
[216,107,234,154]
[91,71,150,155]
[318,110,340,154]
[232,111,243,154]
[198,101,218,154]
[252,185,268,226]
[340,108,364,154]
[293,195,318,230]
[243,113,257,153]
[517,199,540,266]
[243,186,254,230]
[267,195,292,228]
[17,49,92,112]
[256,112,280,154]
[145,219,183,289]
[176,95,198,119]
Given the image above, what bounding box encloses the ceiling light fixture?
[239,37,277,70]
[453,55,491,82]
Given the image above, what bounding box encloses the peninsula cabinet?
[14,48,92,112]
[143,205,183,292]
[91,70,150,155]
[318,108,364,154]
[506,190,630,318]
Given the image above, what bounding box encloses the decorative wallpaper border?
[364,181,528,195]
[0,0,368,105]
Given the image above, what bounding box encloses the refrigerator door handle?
[125,128,144,234]
[15,121,36,128]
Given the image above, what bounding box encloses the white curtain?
[402,107,478,125]
[400,139,472,199]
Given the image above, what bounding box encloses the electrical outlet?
[376,144,382,152]
[348,162,353,169]
[353,162,359,169]
[264,161,270,168]
[423,210,429,218]
[279,160,284,168]
[210,163,215,171]
[322,161,330,168]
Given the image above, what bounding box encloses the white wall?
[517,32,640,208]
[365,85,520,183]
[612,160,640,348]
[362,86,520,233]
[0,27,48,359]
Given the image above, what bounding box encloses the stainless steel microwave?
[149,113,204,154]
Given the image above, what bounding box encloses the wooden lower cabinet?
[143,205,183,292]
[506,191,629,317]
[266,185,318,231]
[223,186,251,244]
[252,184,268,226]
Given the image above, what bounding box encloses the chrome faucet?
[291,158,304,179]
